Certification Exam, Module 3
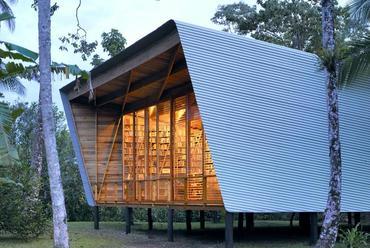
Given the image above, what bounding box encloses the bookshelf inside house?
[121,93,222,206]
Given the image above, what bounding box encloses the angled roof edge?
[60,92,95,206]
[60,19,319,94]
[60,20,178,94]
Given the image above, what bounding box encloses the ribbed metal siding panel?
[339,76,370,212]
[176,21,329,212]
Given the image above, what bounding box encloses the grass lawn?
[0,221,350,248]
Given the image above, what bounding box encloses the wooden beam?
[123,82,193,115]
[156,45,180,101]
[96,59,187,107]
[97,117,122,200]
[121,71,133,113]
[68,32,180,100]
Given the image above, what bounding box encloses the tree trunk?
[315,0,342,247]
[38,1,69,247]
[31,103,43,177]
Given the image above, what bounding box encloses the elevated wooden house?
[61,20,370,246]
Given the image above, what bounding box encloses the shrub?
[339,224,369,248]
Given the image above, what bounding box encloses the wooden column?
[186,210,192,234]
[225,211,234,248]
[148,208,153,231]
[125,207,133,234]
[347,212,353,228]
[93,206,99,230]
[299,212,310,234]
[354,212,361,226]
[245,213,254,231]
[200,210,205,230]
[238,213,243,234]
[309,212,318,246]
[167,208,174,242]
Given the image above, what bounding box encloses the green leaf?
[0,41,38,61]
[0,12,14,22]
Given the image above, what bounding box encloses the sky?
[1,0,349,109]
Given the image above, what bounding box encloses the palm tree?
[38,0,69,247]
[0,0,15,31]
[339,0,370,84]
[315,0,342,247]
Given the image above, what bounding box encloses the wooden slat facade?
[65,34,224,209]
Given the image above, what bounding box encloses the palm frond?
[0,76,25,95]
[0,12,14,22]
[0,102,18,165]
[0,0,15,31]
[349,0,370,23]
[339,35,370,85]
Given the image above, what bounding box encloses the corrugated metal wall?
[176,20,369,212]
[340,76,370,212]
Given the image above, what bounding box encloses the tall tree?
[339,0,370,83]
[212,0,367,54]
[315,0,342,247]
[38,0,69,247]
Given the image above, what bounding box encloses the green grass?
[0,221,349,248]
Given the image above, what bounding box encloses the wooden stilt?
[238,213,243,234]
[148,208,153,231]
[245,213,254,232]
[225,211,234,248]
[167,208,174,242]
[299,212,310,234]
[354,212,361,226]
[93,206,99,230]
[130,208,134,225]
[200,210,205,230]
[348,212,352,228]
[309,212,318,246]
[125,207,132,234]
[186,210,192,234]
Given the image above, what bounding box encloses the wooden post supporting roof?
[238,213,243,234]
[148,208,153,231]
[354,212,361,226]
[186,210,192,234]
[125,207,133,234]
[167,208,174,242]
[225,212,234,248]
[200,210,205,230]
[309,212,318,246]
[93,206,100,230]
[245,213,254,232]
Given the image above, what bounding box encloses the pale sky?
[1,0,348,109]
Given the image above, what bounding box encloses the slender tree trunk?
[38,1,69,247]
[315,0,342,247]
[31,103,43,177]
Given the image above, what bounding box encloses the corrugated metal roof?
[175,21,329,212]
